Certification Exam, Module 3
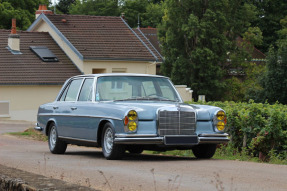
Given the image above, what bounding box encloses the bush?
[189,100,287,161]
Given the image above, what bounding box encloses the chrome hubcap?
[104,128,113,154]
[49,126,57,150]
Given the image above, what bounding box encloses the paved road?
[0,121,287,191]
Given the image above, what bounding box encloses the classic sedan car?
[35,73,229,160]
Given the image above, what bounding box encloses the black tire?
[192,144,217,159]
[101,122,125,160]
[48,123,67,154]
[127,146,144,154]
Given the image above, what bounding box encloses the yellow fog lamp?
[213,110,227,132]
[128,121,137,131]
[217,121,225,131]
[123,110,138,132]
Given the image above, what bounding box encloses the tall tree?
[56,0,76,14]
[158,0,258,101]
[69,0,120,16]
[251,0,287,53]
[0,0,49,30]
[259,16,287,104]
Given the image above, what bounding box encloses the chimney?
[8,18,20,52]
[36,4,53,19]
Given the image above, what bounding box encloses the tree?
[56,0,76,14]
[120,0,149,27]
[158,0,258,101]
[251,0,287,53]
[0,0,50,30]
[70,0,120,16]
[259,16,287,104]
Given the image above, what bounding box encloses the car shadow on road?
[64,150,199,161]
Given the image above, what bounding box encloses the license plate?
[164,136,198,145]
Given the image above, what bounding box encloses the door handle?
[53,106,59,110]
[71,107,77,110]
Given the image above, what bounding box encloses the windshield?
[96,76,180,102]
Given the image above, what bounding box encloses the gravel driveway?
[0,121,286,191]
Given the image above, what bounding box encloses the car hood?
[104,101,221,121]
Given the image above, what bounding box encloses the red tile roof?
[138,28,162,56]
[45,14,159,61]
[133,28,163,62]
[0,30,81,85]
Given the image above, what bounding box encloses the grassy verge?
[145,144,287,165]
[7,128,48,142]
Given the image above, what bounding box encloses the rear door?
[55,78,83,138]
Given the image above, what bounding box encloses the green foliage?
[251,0,287,53]
[188,100,287,161]
[56,0,76,14]
[0,0,49,30]
[159,0,259,101]
[70,0,120,16]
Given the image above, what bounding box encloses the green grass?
[145,144,287,165]
[7,128,48,142]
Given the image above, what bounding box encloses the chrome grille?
[158,110,196,136]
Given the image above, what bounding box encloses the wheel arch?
[97,119,114,147]
[45,120,57,136]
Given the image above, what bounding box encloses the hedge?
[189,100,287,160]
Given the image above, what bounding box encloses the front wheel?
[192,144,217,159]
[101,123,125,160]
[48,123,67,154]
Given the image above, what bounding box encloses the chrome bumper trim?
[34,126,43,131]
[114,137,164,144]
[198,133,229,137]
[198,136,230,144]
[115,133,158,138]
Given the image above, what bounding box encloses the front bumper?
[114,133,229,145]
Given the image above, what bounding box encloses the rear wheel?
[48,123,67,154]
[192,144,217,159]
[101,122,125,160]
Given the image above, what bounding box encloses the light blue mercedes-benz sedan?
[35,73,229,160]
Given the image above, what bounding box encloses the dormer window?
[30,46,58,62]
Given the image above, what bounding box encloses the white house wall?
[84,60,156,74]
[0,86,61,122]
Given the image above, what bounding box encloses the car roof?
[72,73,168,79]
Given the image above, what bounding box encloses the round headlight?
[217,111,226,120]
[128,121,137,131]
[217,121,225,131]
[128,110,137,120]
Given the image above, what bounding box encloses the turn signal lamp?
[124,110,138,132]
[213,110,227,132]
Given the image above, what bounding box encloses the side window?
[59,84,70,101]
[78,78,94,101]
[65,79,83,101]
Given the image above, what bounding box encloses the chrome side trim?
[198,133,229,137]
[114,137,164,144]
[38,114,122,121]
[58,136,97,143]
[115,133,157,138]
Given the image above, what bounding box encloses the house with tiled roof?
[0,19,81,121]
[27,8,162,75]
[0,5,166,121]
